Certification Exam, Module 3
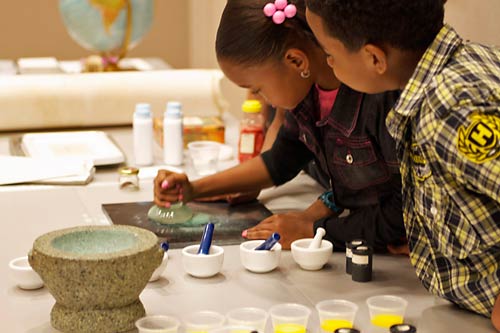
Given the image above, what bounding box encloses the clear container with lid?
[238,99,265,163]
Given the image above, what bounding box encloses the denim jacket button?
[346,154,353,164]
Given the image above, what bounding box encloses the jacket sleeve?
[261,111,315,186]
[314,175,406,252]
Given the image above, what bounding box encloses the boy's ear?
[284,48,309,73]
[363,44,388,75]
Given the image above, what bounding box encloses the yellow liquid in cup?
[274,323,307,333]
[371,314,403,328]
[321,319,353,332]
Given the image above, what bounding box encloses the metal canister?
[345,239,366,274]
[334,328,361,333]
[351,245,373,282]
[390,324,417,333]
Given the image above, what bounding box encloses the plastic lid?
[334,329,360,333]
[134,103,151,118]
[165,101,183,118]
[390,324,416,333]
[242,100,262,113]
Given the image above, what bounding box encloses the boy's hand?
[244,211,315,250]
[154,170,193,208]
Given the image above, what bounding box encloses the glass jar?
[118,166,140,191]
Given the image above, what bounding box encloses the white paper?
[0,155,93,185]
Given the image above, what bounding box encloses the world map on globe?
[59,0,154,53]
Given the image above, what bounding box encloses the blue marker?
[160,241,170,252]
[254,232,281,251]
[197,222,215,255]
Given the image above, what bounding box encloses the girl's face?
[219,57,312,110]
[306,8,385,94]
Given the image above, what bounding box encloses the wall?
[445,0,500,46]
[0,0,190,68]
[1,0,499,123]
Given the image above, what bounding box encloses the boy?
[304,0,500,329]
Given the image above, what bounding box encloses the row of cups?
[181,238,334,279]
[136,296,408,333]
[8,235,332,290]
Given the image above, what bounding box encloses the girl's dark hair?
[306,0,446,52]
[216,0,317,66]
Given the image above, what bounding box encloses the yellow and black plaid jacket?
[386,24,500,317]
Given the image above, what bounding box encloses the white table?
[0,127,495,332]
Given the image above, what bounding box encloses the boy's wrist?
[318,190,344,214]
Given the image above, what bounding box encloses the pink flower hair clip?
[263,0,297,25]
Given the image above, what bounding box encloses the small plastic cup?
[226,307,269,333]
[269,303,311,333]
[208,325,255,333]
[184,310,226,333]
[366,295,408,328]
[316,299,358,333]
[135,315,180,333]
[188,141,221,176]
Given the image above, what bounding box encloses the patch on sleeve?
[410,144,432,181]
[457,113,500,163]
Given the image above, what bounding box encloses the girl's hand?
[153,169,194,208]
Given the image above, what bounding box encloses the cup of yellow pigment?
[366,295,408,329]
[316,299,358,333]
[269,303,311,333]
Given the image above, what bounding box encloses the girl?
[154,0,406,252]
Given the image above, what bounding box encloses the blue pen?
[160,241,170,252]
[254,232,281,251]
[197,222,215,255]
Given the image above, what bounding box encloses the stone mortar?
[29,225,162,333]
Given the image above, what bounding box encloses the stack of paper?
[0,156,95,185]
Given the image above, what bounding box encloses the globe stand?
[82,0,133,73]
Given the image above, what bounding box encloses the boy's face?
[218,58,312,110]
[306,8,384,94]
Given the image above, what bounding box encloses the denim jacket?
[261,84,405,251]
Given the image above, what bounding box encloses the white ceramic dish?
[149,252,169,282]
[21,130,125,166]
[182,245,224,278]
[291,238,333,271]
[8,256,44,290]
[240,240,281,273]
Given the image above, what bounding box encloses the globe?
[59,0,154,54]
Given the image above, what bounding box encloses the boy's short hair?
[306,0,446,51]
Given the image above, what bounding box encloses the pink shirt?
[316,84,339,120]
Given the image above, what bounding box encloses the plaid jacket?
[386,24,500,316]
[262,85,406,251]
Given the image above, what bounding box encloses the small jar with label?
[345,239,366,275]
[238,100,264,163]
[118,166,140,191]
[351,245,373,282]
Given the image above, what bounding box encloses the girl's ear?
[283,48,310,74]
[362,44,388,75]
